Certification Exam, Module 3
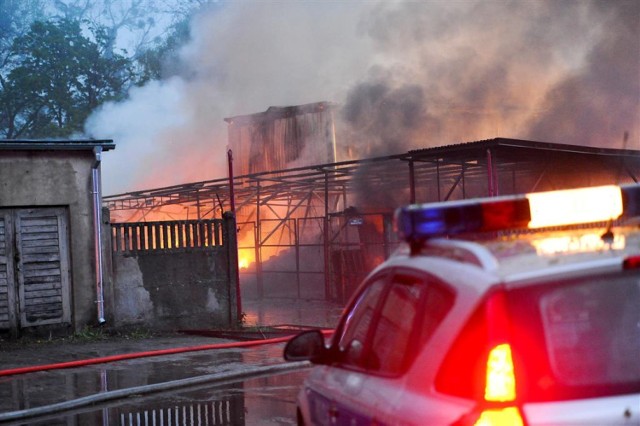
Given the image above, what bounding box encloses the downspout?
[92,147,106,324]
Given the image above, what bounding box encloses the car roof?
[389,224,640,286]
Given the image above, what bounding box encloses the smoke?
[526,1,640,147]
[85,0,639,195]
[86,1,374,194]
[340,0,639,158]
[342,0,639,210]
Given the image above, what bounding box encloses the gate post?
[223,211,241,327]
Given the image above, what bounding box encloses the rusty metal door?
[0,208,71,333]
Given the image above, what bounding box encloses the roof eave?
[0,139,115,151]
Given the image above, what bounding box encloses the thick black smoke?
[339,0,639,157]
[341,81,432,156]
[338,0,639,209]
[527,0,640,148]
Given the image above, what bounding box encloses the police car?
[284,184,640,425]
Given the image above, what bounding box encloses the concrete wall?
[0,150,99,332]
[109,214,239,330]
[111,250,233,329]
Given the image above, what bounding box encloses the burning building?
[104,100,640,304]
[224,101,338,176]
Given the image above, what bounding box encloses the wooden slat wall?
[18,214,64,324]
[111,219,224,253]
[0,216,9,328]
[11,208,72,328]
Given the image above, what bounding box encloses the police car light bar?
[396,184,640,241]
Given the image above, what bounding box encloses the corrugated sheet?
[226,102,336,176]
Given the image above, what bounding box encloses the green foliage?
[67,325,154,342]
[0,18,134,138]
[69,325,110,342]
[0,0,46,65]
[0,1,208,139]
[136,17,192,84]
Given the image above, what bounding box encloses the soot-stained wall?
[109,214,239,330]
[113,251,233,329]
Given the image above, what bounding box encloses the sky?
[84,0,640,196]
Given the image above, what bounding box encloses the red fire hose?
[0,330,333,378]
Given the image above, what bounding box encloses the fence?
[108,214,239,329]
[111,219,224,253]
[118,399,239,426]
[237,213,398,303]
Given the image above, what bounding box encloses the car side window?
[335,270,455,375]
[418,280,455,348]
[368,274,455,376]
[368,279,423,375]
[337,276,386,368]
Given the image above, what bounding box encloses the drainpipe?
[92,147,106,324]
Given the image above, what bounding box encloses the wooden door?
[0,207,71,333]
[0,211,17,331]
[15,208,71,327]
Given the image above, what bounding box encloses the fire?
[238,256,250,269]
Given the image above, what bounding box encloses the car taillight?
[473,291,525,426]
[473,407,523,426]
[471,342,524,426]
[484,343,516,402]
[440,290,527,426]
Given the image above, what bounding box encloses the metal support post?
[323,172,331,300]
[409,160,416,204]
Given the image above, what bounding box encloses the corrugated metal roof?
[0,139,115,151]
[406,138,640,158]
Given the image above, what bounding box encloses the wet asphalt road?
[0,299,343,425]
[0,336,310,425]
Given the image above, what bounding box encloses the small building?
[0,139,114,337]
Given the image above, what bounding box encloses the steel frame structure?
[104,138,640,300]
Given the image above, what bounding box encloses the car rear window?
[508,271,640,400]
[539,276,640,386]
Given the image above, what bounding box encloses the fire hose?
[0,330,334,423]
[0,334,302,377]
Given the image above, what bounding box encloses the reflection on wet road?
[0,341,309,425]
[9,368,308,426]
[0,299,343,425]
[95,370,306,425]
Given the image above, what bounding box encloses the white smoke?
[86,1,374,194]
[85,0,639,195]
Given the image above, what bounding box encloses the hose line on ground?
[0,361,310,423]
[0,330,332,378]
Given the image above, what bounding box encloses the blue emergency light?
[396,184,640,242]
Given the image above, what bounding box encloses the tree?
[136,16,192,83]
[0,0,211,138]
[0,18,133,138]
